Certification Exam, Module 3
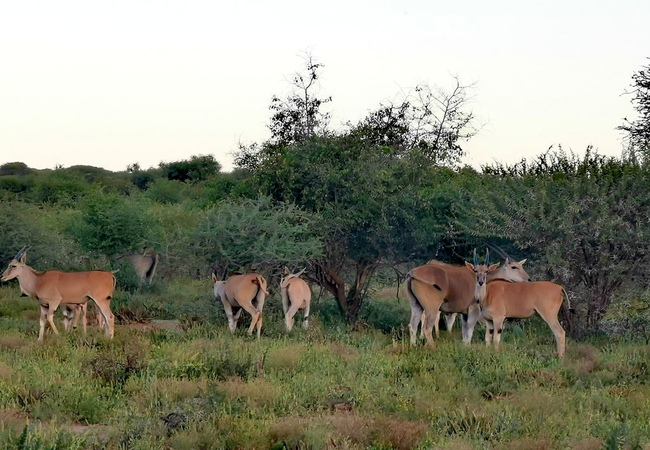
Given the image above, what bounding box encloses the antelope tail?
[254,275,269,295]
[407,271,442,291]
[562,287,575,313]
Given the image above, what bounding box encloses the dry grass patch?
[153,377,208,402]
[570,345,601,374]
[509,390,567,418]
[219,377,281,408]
[0,362,14,380]
[0,335,27,350]
[440,439,474,450]
[0,409,30,433]
[266,344,304,370]
[328,412,371,444]
[269,416,310,444]
[269,413,426,450]
[329,342,359,362]
[503,437,552,450]
[571,438,603,450]
[531,369,565,388]
[372,416,428,450]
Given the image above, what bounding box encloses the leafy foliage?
[619,59,650,158]
[159,155,221,183]
[70,192,152,257]
[195,196,323,274]
[268,53,332,146]
[468,148,650,330]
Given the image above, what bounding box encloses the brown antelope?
[211,272,268,338]
[118,253,159,284]
[406,249,530,347]
[1,247,116,341]
[473,264,568,357]
[280,267,311,331]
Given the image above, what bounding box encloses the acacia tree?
[194,196,323,278]
[235,56,479,322]
[619,60,650,159]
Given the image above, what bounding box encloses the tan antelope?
[118,253,159,284]
[473,263,568,357]
[280,267,311,331]
[1,247,116,341]
[211,272,268,338]
[406,249,530,347]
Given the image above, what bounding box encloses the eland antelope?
[118,253,159,284]
[212,272,268,339]
[280,267,311,331]
[1,247,116,341]
[407,249,530,347]
[473,263,568,357]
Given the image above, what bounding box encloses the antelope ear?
[284,267,290,275]
[465,262,475,270]
[488,263,500,272]
[518,259,527,265]
[211,273,217,284]
[20,253,27,264]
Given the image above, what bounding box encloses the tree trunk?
[311,263,348,317]
[586,288,614,330]
[311,261,378,323]
[345,263,377,323]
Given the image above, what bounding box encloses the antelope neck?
[16,266,40,298]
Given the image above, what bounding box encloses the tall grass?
[0,282,648,449]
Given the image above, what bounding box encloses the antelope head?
[489,245,531,282]
[1,247,30,282]
[281,267,306,289]
[465,248,500,288]
[499,256,531,282]
[211,273,226,301]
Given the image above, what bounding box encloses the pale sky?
[0,0,648,172]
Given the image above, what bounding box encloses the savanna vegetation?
[1,57,650,449]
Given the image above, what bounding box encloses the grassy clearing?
[0,284,649,449]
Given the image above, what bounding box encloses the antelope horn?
[488,244,516,263]
[473,248,478,266]
[487,244,507,260]
[14,246,29,261]
[296,267,307,277]
[485,247,490,266]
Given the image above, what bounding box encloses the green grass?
[0,284,649,449]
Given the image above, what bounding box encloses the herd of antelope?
[1,246,569,357]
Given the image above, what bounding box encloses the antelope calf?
[473,264,568,357]
[280,267,311,331]
[212,273,268,339]
[62,303,88,333]
[1,247,116,341]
